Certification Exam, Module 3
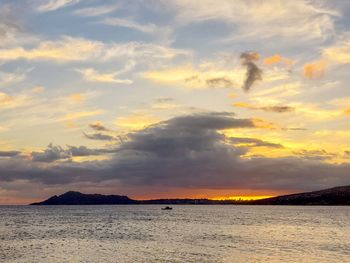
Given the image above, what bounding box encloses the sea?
[0,205,349,263]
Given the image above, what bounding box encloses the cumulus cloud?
[240,52,262,91]
[0,112,349,194]
[31,143,71,162]
[30,144,110,162]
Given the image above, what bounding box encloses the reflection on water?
[0,205,349,262]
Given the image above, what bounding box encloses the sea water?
[0,205,349,262]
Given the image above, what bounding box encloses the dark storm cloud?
[229,137,283,148]
[0,150,21,157]
[240,52,263,91]
[0,112,349,193]
[83,132,116,141]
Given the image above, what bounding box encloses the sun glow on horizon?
[210,195,275,201]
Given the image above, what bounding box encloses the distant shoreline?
[29,185,350,206]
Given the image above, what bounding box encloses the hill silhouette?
[30,185,350,205]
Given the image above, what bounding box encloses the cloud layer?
[1,113,349,195]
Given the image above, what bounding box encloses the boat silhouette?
[161,206,173,210]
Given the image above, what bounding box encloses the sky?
[0,0,350,204]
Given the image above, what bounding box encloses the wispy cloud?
[36,0,81,12]
[73,5,118,17]
[323,37,350,64]
[169,0,340,43]
[234,102,295,113]
[76,68,132,84]
[0,36,190,64]
[102,17,157,34]
[0,69,28,86]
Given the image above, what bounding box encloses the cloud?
[0,5,38,49]
[68,145,107,157]
[0,112,349,193]
[89,122,109,131]
[292,149,338,161]
[0,92,29,109]
[31,143,71,162]
[30,144,109,162]
[229,137,283,148]
[0,150,21,157]
[205,77,233,88]
[0,36,190,63]
[83,132,116,141]
[0,69,27,86]
[73,5,117,17]
[62,110,104,121]
[144,65,242,89]
[234,102,294,113]
[240,52,262,91]
[31,86,45,94]
[169,0,339,43]
[76,68,132,84]
[102,17,157,34]
[323,38,350,64]
[116,113,160,130]
[303,60,326,79]
[36,0,81,12]
[264,54,294,66]
[151,97,180,110]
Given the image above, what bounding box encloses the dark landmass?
[30,185,350,205]
[30,191,137,205]
[250,185,350,205]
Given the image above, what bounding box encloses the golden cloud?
[264,54,294,66]
[303,60,326,79]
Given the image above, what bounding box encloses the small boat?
[161,206,173,210]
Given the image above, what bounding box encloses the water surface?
[0,205,349,262]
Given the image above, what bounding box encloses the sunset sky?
[1,0,350,204]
